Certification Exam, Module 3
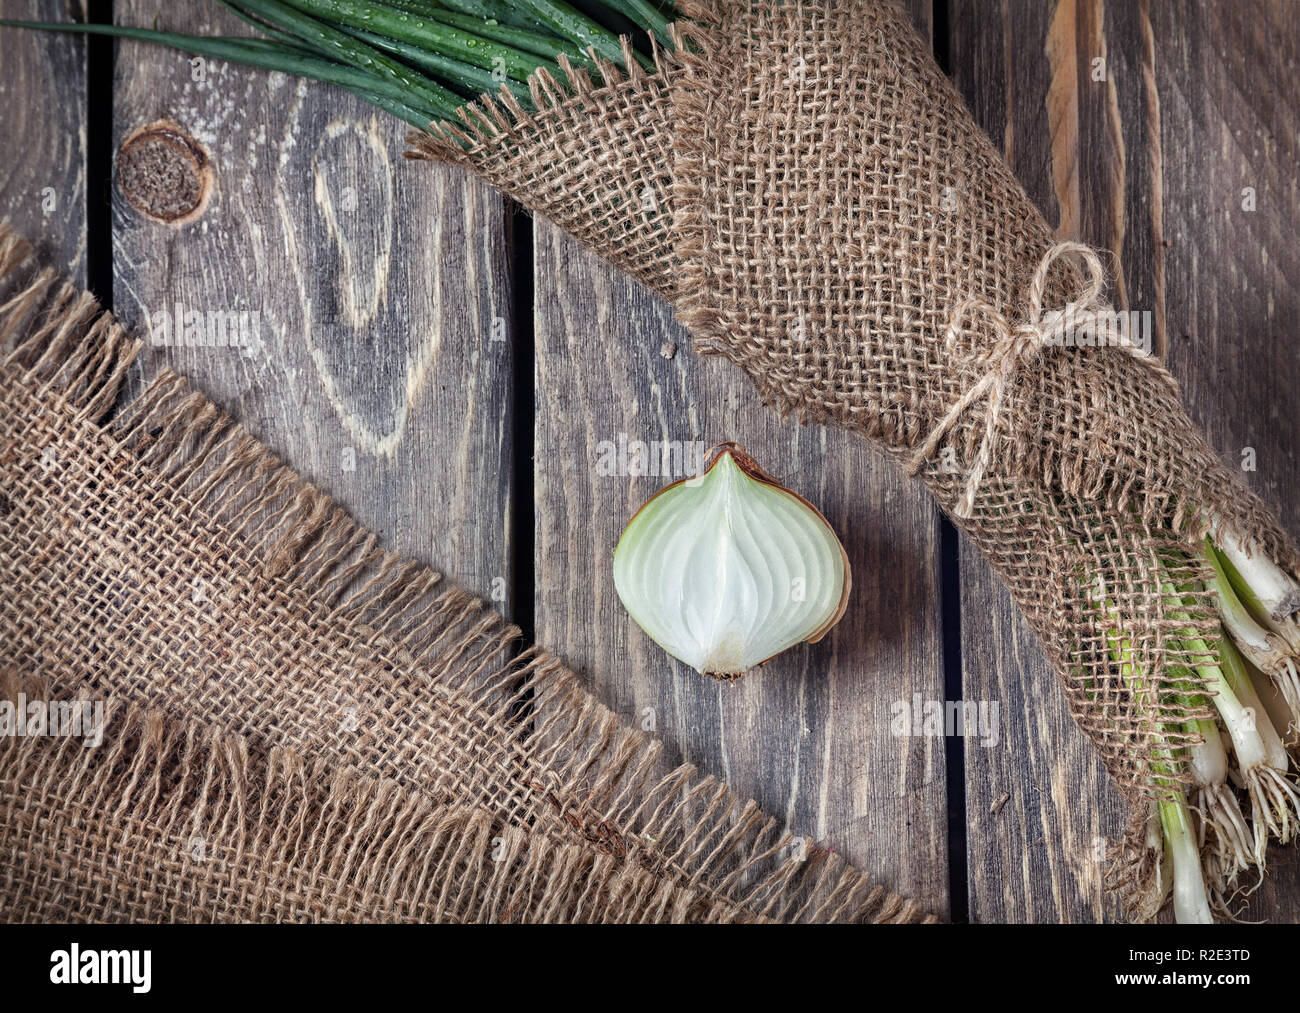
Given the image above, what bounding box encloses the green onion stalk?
[1165,575,1297,872]
[1163,654,1254,888]
[1095,527,1300,922]
[5,1,1300,925]
[1214,522,1300,627]
[1168,533,1300,918]
[1099,601,1213,923]
[1246,653,1296,748]
[0,1,675,132]
[1217,627,1300,852]
[1207,529,1300,725]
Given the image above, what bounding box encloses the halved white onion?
[613,443,851,680]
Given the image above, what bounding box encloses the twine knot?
[908,241,1176,520]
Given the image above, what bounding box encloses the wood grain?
[531,225,950,915]
[0,0,87,279]
[2,0,1295,924]
[949,0,1300,921]
[531,4,950,917]
[949,0,1128,925]
[110,2,515,607]
[1146,0,1300,921]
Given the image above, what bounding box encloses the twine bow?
[908,241,1177,520]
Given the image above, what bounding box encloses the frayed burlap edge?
[396,0,1300,921]
[0,224,933,924]
[405,37,681,300]
[401,1,1299,579]
[1,673,776,924]
[666,0,1300,906]
[665,0,1300,572]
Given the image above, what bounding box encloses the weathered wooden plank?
[950,0,1300,921]
[110,3,515,606]
[531,4,950,916]
[949,0,1134,923]
[0,0,87,278]
[11,0,1288,926]
[1147,0,1300,921]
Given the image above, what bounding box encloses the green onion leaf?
[0,20,457,123]
[232,0,464,113]
[276,0,560,80]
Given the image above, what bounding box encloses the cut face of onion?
[613,443,851,680]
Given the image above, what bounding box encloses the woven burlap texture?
[409,0,1300,907]
[0,226,929,924]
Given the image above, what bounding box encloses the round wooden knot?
[116,121,213,225]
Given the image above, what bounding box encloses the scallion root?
[1245,764,1300,849]
[1196,781,1254,883]
[1272,657,1300,727]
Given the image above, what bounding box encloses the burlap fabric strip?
[409,0,1300,909]
[0,226,929,923]
[2,676,765,923]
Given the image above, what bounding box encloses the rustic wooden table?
[1,0,1296,922]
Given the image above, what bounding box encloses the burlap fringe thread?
[0,225,930,924]
[407,34,681,299]
[1,674,778,923]
[408,0,1300,917]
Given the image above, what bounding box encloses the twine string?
[908,241,1178,520]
